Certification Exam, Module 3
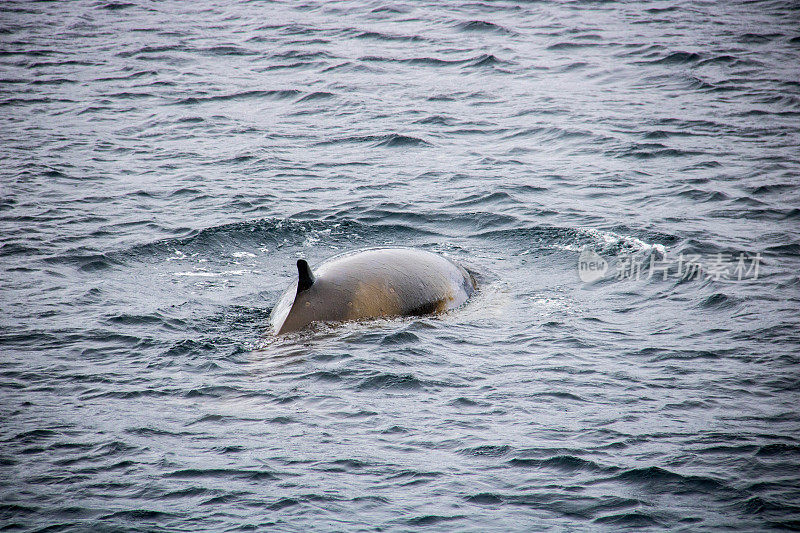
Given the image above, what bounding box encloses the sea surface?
[2,0,800,531]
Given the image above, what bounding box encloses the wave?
[98,2,136,10]
[314,133,431,147]
[173,89,302,105]
[465,491,644,522]
[295,91,335,102]
[103,215,672,270]
[597,466,732,495]
[360,53,508,68]
[455,20,513,34]
[165,468,280,481]
[640,51,703,65]
[350,30,426,42]
[508,455,616,473]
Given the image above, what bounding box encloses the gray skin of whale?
[269,248,476,334]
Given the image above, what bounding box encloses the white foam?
[173,269,256,277]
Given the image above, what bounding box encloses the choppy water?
[2,0,800,530]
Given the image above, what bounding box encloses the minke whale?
[269,247,476,334]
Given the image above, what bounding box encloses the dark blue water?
[2,0,800,530]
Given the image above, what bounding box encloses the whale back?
[270,248,475,334]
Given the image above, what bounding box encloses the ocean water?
[1,0,800,530]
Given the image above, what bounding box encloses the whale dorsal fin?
[296,259,315,292]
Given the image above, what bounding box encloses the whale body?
[269,247,475,334]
